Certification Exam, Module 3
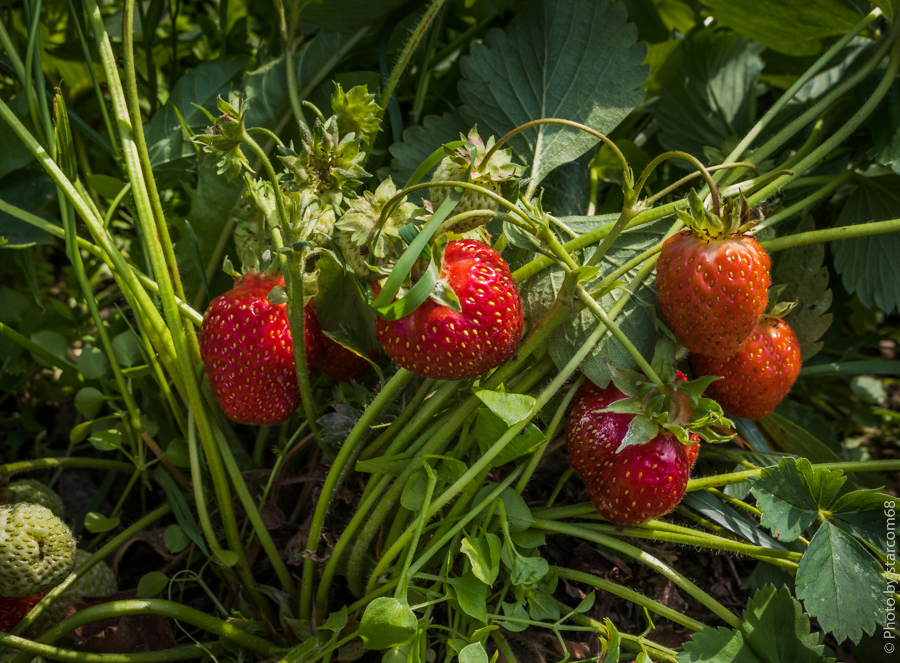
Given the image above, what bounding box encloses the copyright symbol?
[886,643,895,654]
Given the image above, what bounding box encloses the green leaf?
[400,470,428,511]
[172,167,244,305]
[510,552,549,587]
[749,457,845,541]
[89,429,123,453]
[526,589,560,621]
[830,491,898,553]
[74,387,105,419]
[111,331,143,368]
[384,112,469,203]
[680,492,789,551]
[449,570,488,623]
[313,251,378,352]
[164,439,191,468]
[757,413,842,464]
[473,486,534,533]
[69,419,94,444]
[678,585,831,662]
[77,347,109,380]
[474,390,536,426]
[473,409,545,466]
[0,95,36,180]
[796,523,886,644]
[458,642,489,663]
[574,591,595,613]
[496,601,529,632]
[460,535,501,586]
[773,216,833,360]
[215,549,239,567]
[832,176,900,314]
[603,618,620,662]
[360,597,418,650]
[164,524,190,554]
[83,512,119,533]
[153,466,209,556]
[0,170,56,246]
[458,0,647,185]
[652,30,763,164]
[30,330,68,367]
[700,0,864,56]
[136,571,169,598]
[616,415,659,452]
[510,528,546,549]
[355,454,410,476]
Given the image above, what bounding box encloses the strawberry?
[0,592,43,632]
[0,504,77,597]
[0,480,64,519]
[199,272,320,426]
[375,240,524,380]
[656,194,770,358]
[566,376,703,525]
[26,549,117,637]
[316,332,374,383]
[689,317,801,420]
[429,128,523,233]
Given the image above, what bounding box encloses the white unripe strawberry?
[0,504,77,598]
[26,549,118,637]
[0,481,65,519]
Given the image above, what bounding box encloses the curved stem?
[1,633,213,663]
[635,151,720,216]
[687,459,900,492]
[556,568,705,631]
[535,520,742,630]
[23,600,280,658]
[478,118,632,188]
[752,168,857,232]
[759,217,900,252]
[0,457,134,476]
[515,376,584,494]
[644,162,758,207]
[379,0,448,109]
[299,369,413,622]
[575,284,666,392]
[717,7,884,187]
[273,0,307,131]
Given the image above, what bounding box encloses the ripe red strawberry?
[375,240,523,380]
[317,333,374,382]
[199,273,319,425]
[566,379,698,525]
[0,592,43,631]
[656,230,770,358]
[689,317,801,420]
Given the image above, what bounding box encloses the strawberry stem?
[634,150,720,217]
[760,217,900,252]
[575,284,667,393]
[534,520,743,630]
[477,118,633,191]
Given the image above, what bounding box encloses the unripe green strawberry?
[26,550,117,638]
[0,504,77,597]
[429,128,522,232]
[0,481,64,519]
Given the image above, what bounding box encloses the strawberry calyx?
[600,339,735,451]
[676,190,754,239]
[763,284,799,320]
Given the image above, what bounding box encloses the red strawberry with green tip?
[689,317,801,420]
[375,239,523,380]
[656,193,770,358]
[200,272,319,425]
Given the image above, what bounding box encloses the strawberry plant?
[0,0,899,662]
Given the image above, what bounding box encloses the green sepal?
[616,415,659,452]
